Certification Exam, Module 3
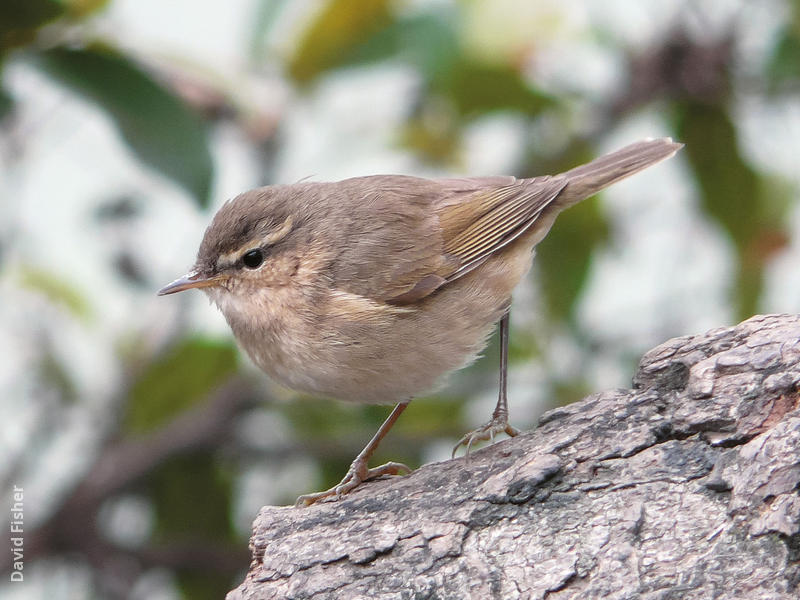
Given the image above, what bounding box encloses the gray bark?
[228,313,800,600]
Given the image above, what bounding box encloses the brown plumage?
[159,137,682,506]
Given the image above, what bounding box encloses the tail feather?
[555,138,683,210]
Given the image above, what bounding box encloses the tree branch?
[229,314,800,600]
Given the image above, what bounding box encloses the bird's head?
[158,187,309,308]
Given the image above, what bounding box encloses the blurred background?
[1,0,799,598]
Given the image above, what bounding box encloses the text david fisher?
[10,485,23,582]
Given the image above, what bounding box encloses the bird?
[158,137,682,506]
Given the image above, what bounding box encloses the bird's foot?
[294,457,411,507]
[452,416,520,458]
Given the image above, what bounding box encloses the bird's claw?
[295,459,411,507]
[452,417,520,458]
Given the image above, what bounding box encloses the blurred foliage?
[0,85,12,118]
[148,455,238,600]
[283,396,391,441]
[3,1,800,598]
[284,395,466,446]
[39,348,79,404]
[64,0,112,19]
[1,0,213,205]
[767,0,800,91]
[394,396,466,438]
[441,60,554,118]
[532,140,611,321]
[19,266,91,320]
[537,195,609,320]
[284,4,554,166]
[768,26,800,90]
[32,47,214,206]
[0,0,64,53]
[125,338,237,434]
[675,102,791,319]
[344,11,460,79]
[282,394,468,492]
[551,378,593,408]
[289,0,394,83]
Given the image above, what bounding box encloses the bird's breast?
[210,248,527,404]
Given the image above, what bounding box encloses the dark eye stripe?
[242,249,264,269]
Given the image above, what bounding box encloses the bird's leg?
[452,312,520,458]
[295,401,411,507]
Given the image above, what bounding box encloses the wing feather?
[325,174,567,305]
[437,175,567,281]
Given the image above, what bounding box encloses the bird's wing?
[432,175,567,284]
[325,174,566,305]
[333,139,683,305]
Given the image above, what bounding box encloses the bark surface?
[228,314,800,600]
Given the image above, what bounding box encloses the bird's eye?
[241,249,264,269]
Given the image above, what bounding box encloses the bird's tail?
[555,138,683,210]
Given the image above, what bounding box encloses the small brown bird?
[159,138,682,506]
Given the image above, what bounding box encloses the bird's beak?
[157,270,222,295]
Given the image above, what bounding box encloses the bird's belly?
[237,295,502,404]
[226,245,530,404]
[244,312,487,404]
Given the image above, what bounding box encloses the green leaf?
[767,25,800,91]
[674,101,790,319]
[288,0,394,84]
[437,60,555,118]
[678,104,760,245]
[31,47,214,206]
[125,338,238,433]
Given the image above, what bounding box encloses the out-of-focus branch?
[0,377,258,584]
